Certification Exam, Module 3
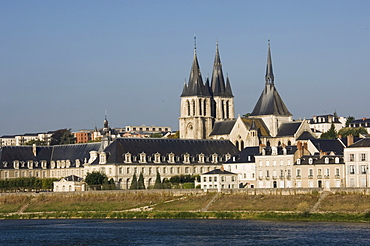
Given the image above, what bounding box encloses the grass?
[1,190,370,222]
[207,193,319,212]
[25,192,176,212]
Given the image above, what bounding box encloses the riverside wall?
[2,187,370,197]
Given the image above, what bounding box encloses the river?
[0,219,369,245]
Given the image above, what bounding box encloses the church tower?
[249,41,292,137]
[179,40,213,139]
[210,41,234,122]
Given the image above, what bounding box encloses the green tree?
[338,127,368,138]
[154,171,163,189]
[85,171,107,186]
[24,139,47,146]
[130,173,138,190]
[345,116,355,127]
[162,178,171,189]
[137,172,146,189]
[50,129,76,145]
[320,123,337,139]
[150,133,163,138]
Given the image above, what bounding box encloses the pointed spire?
[181,37,210,97]
[225,75,233,97]
[211,40,228,96]
[265,40,274,85]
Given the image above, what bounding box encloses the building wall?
[344,147,370,187]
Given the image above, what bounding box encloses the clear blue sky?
[1,0,370,135]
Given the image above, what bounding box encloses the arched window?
[192,100,196,116]
[199,99,202,115]
[240,140,244,150]
[226,101,229,118]
[187,100,190,116]
[235,141,239,151]
[267,141,271,147]
[221,100,225,118]
[203,100,207,116]
[287,140,291,146]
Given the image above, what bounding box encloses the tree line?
[0,177,59,192]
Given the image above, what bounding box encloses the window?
[231,176,235,182]
[266,170,270,177]
[296,169,301,177]
[203,177,206,182]
[325,157,329,164]
[308,158,313,164]
[221,176,225,182]
[149,167,152,175]
[349,154,355,162]
[350,165,355,174]
[325,168,330,176]
[185,167,189,173]
[361,165,367,174]
[361,153,366,161]
[209,177,212,182]
[309,169,313,177]
[335,168,340,177]
[214,176,217,182]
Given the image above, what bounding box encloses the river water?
[0,219,369,245]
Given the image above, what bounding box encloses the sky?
[1,0,370,136]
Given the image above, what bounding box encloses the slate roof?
[250,84,292,117]
[203,168,236,175]
[0,143,101,169]
[209,120,236,136]
[308,114,341,124]
[104,138,239,164]
[296,155,344,165]
[257,145,297,156]
[225,147,260,163]
[310,139,345,155]
[296,131,316,140]
[241,118,270,136]
[250,43,291,117]
[62,175,83,182]
[51,143,101,162]
[276,122,301,137]
[347,138,370,148]
[210,43,233,97]
[181,50,211,97]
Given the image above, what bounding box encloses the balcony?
[324,175,330,179]
[272,176,277,180]
[296,175,301,179]
[308,175,313,179]
[265,176,270,180]
[335,175,340,179]
[258,176,263,180]
[317,175,322,179]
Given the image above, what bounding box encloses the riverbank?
[1,189,370,222]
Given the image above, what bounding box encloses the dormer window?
[225,153,231,162]
[21,161,25,168]
[124,153,132,163]
[297,159,301,165]
[325,157,329,164]
[75,159,80,167]
[27,161,33,169]
[211,154,218,164]
[198,153,205,163]
[51,161,55,169]
[41,160,47,169]
[139,152,147,163]
[309,158,313,164]
[13,161,19,169]
[99,152,107,164]
[66,160,71,168]
[3,161,8,168]
[154,153,161,163]
[335,157,340,164]
[183,154,190,164]
[168,153,175,164]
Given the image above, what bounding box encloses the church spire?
[265,40,274,85]
[181,37,210,97]
[211,40,231,97]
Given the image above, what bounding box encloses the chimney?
[220,165,224,172]
[319,150,324,158]
[297,141,302,157]
[347,134,354,146]
[32,144,37,157]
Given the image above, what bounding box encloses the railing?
[308,175,313,179]
[317,175,322,179]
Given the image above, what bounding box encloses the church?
[179,41,315,150]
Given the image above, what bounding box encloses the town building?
[349,118,370,134]
[307,114,346,138]
[53,175,86,192]
[344,138,370,187]
[198,167,238,191]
